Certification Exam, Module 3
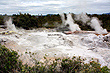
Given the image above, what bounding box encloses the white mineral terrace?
[0,28,110,68]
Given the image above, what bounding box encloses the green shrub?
[0,44,19,73]
[0,44,110,73]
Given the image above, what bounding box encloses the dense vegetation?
[0,15,4,25]
[0,45,20,72]
[0,44,110,73]
[12,13,62,29]
[0,13,110,31]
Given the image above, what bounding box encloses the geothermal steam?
[75,13,108,34]
[60,13,65,25]
[60,13,81,32]
[1,13,110,68]
[5,17,17,32]
[90,17,107,34]
[75,13,90,24]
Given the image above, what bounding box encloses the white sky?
[0,0,110,15]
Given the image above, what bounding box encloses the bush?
[0,44,19,73]
[0,44,110,73]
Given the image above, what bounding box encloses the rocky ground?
[0,28,110,68]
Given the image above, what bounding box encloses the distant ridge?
[92,12,110,15]
[104,12,110,15]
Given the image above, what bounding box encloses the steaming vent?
[57,13,81,32]
[5,17,17,32]
[58,13,108,35]
[0,13,110,68]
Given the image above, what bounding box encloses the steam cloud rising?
[60,13,81,32]
[4,13,108,34]
[60,13,108,34]
[90,17,107,34]
[5,17,17,32]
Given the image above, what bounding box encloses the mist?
[59,13,81,32]
[90,17,108,34]
[5,17,18,32]
[74,13,108,34]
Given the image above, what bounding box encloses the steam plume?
[75,12,90,24]
[60,13,65,25]
[5,17,17,32]
[74,13,108,34]
[90,17,108,34]
[60,13,81,32]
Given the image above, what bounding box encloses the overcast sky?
[0,0,110,15]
